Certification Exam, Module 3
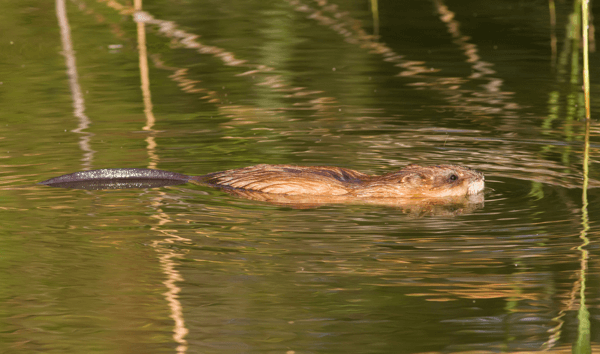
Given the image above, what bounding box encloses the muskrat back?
[193,164,484,198]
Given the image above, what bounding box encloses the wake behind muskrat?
[40,164,484,200]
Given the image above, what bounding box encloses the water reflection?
[154,180,586,352]
[39,174,484,216]
[55,0,95,167]
[222,187,484,214]
[68,0,596,190]
[3,0,599,352]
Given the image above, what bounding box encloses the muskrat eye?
[449,174,458,181]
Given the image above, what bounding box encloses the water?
[1,0,599,352]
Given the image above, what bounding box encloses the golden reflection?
[286,0,522,120]
[135,1,189,352]
[97,0,347,118]
[46,1,600,352]
[148,207,191,354]
[149,54,270,126]
[84,0,600,190]
[573,105,591,352]
[54,2,191,351]
[433,0,496,79]
[55,0,95,169]
[218,188,483,216]
[134,4,159,169]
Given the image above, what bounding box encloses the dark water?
[2,0,600,352]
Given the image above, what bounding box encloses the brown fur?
[193,164,484,198]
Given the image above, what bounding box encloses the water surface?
[2,0,600,352]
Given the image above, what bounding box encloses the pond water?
[2,0,600,352]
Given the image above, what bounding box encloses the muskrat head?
[358,164,484,198]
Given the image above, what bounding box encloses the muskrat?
[40,164,484,199]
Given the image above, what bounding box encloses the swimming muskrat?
[40,164,484,199]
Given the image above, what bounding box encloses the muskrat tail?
[40,168,193,185]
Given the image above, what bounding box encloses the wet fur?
[194,164,484,198]
[41,164,484,199]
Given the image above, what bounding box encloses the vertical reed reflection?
[574,102,591,353]
[369,0,379,37]
[134,2,159,169]
[549,0,558,68]
[135,1,189,351]
[55,0,95,168]
[148,211,191,354]
[582,0,591,119]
